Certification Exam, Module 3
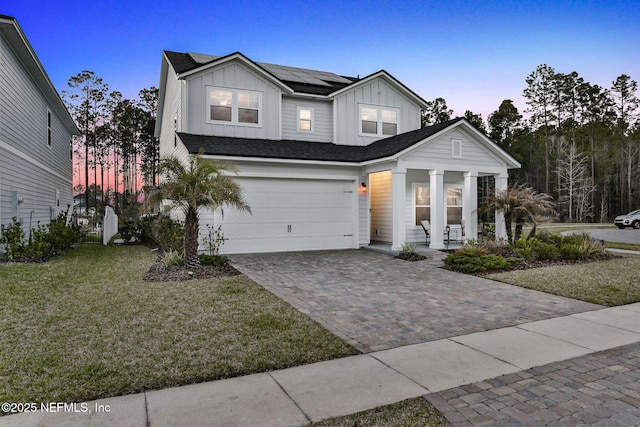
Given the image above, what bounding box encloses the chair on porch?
[420,220,431,245]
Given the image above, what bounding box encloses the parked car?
[614,209,640,229]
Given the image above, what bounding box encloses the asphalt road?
[574,228,640,245]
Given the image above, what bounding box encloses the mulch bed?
[395,252,428,262]
[143,262,241,281]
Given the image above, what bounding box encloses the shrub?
[400,241,417,255]
[445,253,521,274]
[159,249,184,269]
[454,243,489,257]
[512,237,559,261]
[534,242,559,260]
[152,215,184,253]
[119,218,137,243]
[199,253,228,266]
[0,212,81,262]
[0,218,27,260]
[559,242,582,260]
[578,239,604,258]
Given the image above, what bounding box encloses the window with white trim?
[297,106,314,132]
[207,87,261,125]
[413,183,430,226]
[446,187,463,224]
[359,105,398,136]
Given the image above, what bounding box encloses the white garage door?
[216,178,356,254]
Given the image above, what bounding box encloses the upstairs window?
[359,105,398,136]
[238,92,259,123]
[210,90,233,121]
[207,87,261,126]
[297,107,314,132]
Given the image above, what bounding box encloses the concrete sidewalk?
[3,303,640,427]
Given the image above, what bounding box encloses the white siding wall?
[185,62,281,140]
[281,97,333,142]
[333,77,422,146]
[369,170,392,242]
[0,33,73,229]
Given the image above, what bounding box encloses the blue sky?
[2,0,639,119]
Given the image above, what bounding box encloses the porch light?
[359,182,368,194]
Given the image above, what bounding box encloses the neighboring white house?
[0,15,79,232]
[156,51,520,254]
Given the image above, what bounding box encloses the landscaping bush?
[445,253,521,274]
[0,211,81,262]
[159,249,184,269]
[119,218,137,243]
[152,215,184,252]
[117,213,185,253]
[395,241,427,261]
[199,253,228,266]
[453,243,489,257]
[513,237,560,261]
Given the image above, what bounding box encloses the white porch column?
[391,169,407,251]
[429,169,445,249]
[495,173,508,240]
[463,171,478,241]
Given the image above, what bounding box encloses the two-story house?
[156,51,520,254]
[0,15,79,232]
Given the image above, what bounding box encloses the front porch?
[366,168,508,251]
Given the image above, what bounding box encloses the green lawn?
[487,255,640,306]
[311,397,451,427]
[0,245,357,406]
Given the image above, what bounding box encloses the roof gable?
[330,70,429,109]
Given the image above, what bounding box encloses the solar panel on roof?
[188,52,219,64]
[185,52,353,86]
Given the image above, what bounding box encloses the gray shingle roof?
[178,118,463,163]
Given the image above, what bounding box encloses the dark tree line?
[63,71,159,215]
[421,65,639,222]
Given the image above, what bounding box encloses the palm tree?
[482,185,555,243]
[158,153,250,269]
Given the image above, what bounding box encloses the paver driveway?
[229,249,601,352]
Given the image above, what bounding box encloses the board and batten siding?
[333,77,421,146]
[185,62,281,140]
[281,97,333,142]
[369,170,392,242]
[403,129,506,170]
